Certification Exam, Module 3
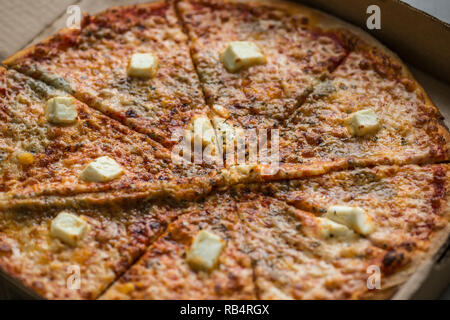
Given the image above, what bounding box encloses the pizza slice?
[278,45,450,168]
[0,67,214,202]
[0,198,182,299]
[101,192,255,299]
[259,164,450,253]
[3,1,213,152]
[235,193,389,299]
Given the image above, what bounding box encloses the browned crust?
[0,175,216,211]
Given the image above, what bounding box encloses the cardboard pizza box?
[0,0,448,300]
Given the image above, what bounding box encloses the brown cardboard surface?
[0,0,448,299]
[0,0,77,59]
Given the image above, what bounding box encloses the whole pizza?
[0,0,448,300]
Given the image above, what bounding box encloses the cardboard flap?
[299,0,450,83]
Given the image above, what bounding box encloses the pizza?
[0,0,448,300]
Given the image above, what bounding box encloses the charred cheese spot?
[382,250,408,274]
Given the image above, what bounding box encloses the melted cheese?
[317,217,355,239]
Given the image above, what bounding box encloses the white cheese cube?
[345,109,380,136]
[326,205,375,236]
[51,212,87,246]
[80,156,123,182]
[45,97,78,124]
[186,230,225,271]
[187,115,218,150]
[221,41,266,72]
[127,53,158,78]
[317,217,354,239]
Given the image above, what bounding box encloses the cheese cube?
[186,230,225,271]
[80,156,123,182]
[187,115,218,150]
[127,53,158,78]
[326,205,375,236]
[345,109,380,136]
[221,41,266,72]
[51,212,87,246]
[317,217,354,239]
[45,97,78,124]
[221,164,258,185]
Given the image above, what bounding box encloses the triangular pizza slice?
[101,192,255,299]
[260,164,450,254]
[236,193,388,299]
[278,46,450,169]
